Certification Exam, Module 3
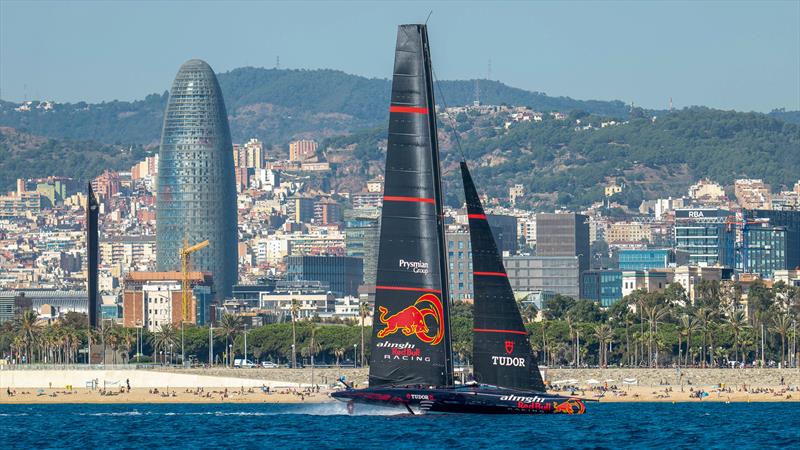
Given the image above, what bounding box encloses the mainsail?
[368,24,453,387]
[461,162,545,392]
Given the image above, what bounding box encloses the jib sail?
[368,24,453,388]
[461,162,545,392]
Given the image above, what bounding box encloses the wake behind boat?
[331,23,585,415]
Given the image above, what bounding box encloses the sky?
[1,1,798,112]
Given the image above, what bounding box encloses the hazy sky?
[1,1,798,112]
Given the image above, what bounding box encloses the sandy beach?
[1,367,797,404]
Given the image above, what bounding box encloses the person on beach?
[126,379,131,392]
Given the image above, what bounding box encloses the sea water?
[1,402,797,449]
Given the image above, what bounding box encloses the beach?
[0,366,797,404]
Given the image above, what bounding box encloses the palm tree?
[152,324,178,365]
[16,310,41,363]
[644,303,670,367]
[334,347,345,366]
[593,324,613,367]
[696,307,715,367]
[118,327,136,363]
[770,312,791,366]
[724,311,750,363]
[216,314,242,367]
[289,298,300,368]
[678,314,700,367]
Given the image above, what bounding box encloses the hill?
[321,107,800,209]
[0,67,631,146]
[0,127,148,191]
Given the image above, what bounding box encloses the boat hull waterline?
[331,386,586,414]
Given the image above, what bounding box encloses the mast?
[368,24,453,387]
[86,182,99,329]
[461,162,545,391]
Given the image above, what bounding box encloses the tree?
[543,295,576,320]
[770,312,791,366]
[593,324,613,367]
[359,301,370,367]
[16,310,40,364]
[152,324,178,365]
[217,314,242,367]
[724,311,749,363]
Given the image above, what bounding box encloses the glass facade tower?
[156,59,238,300]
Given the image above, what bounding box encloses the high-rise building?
[503,255,580,299]
[742,210,800,278]
[286,256,363,297]
[446,230,473,301]
[536,213,590,287]
[156,59,238,300]
[289,139,318,162]
[581,269,623,307]
[487,214,518,254]
[286,196,315,223]
[344,207,381,287]
[674,208,735,268]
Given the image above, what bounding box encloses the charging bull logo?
[376,293,444,345]
[553,398,586,415]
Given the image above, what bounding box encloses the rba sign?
[399,259,429,274]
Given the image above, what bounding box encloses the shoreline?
[1,367,797,405]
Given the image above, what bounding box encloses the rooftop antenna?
[275,56,281,70]
[669,97,674,111]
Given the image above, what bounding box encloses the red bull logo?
[553,398,586,415]
[376,293,444,345]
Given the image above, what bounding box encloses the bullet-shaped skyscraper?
[156,59,238,300]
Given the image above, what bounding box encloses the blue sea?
[1,402,798,449]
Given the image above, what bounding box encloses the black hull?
[330,385,586,415]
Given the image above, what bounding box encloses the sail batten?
[368,24,452,388]
[461,161,546,392]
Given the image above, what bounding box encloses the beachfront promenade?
[1,366,797,389]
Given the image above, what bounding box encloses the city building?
[689,180,726,203]
[344,208,380,287]
[618,248,687,271]
[509,184,525,206]
[122,271,214,330]
[535,212,590,287]
[314,198,342,225]
[741,210,800,279]
[606,221,652,244]
[289,139,318,162]
[0,289,88,322]
[286,255,363,297]
[446,230,473,301]
[287,197,315,223]
[581,270,622,307]
[487,214,518,255]
[155,59,238,300]
[504,255,580,299]
[735,179,772,210]
[257,280,334,319]
[0,191,42,219]
[674,208,735,268]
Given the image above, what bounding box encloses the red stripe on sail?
[473,271,507,277]
[390,105,429,114]
[376,285,442,294]
[467,214,487,220]
[383,196,435,204]
[473,328,528,335]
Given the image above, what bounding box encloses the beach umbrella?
[586,379,600,385]
[604,379,615,383]
[623,378,638,385]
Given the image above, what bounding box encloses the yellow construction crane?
[180,239,209,322]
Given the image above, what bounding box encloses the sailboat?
[331,24,586,415]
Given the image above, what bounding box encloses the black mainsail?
[461,162,545,392]
[368,24,453,388]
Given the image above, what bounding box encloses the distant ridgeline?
[0,67,631,145]
[0,67,797,207]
